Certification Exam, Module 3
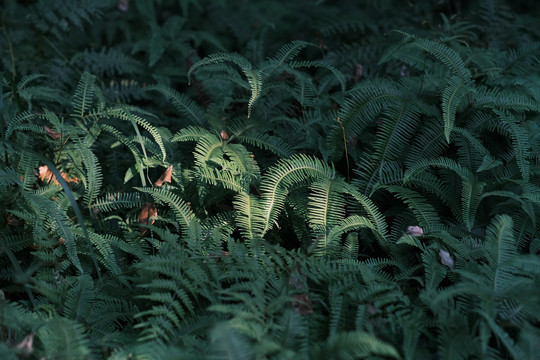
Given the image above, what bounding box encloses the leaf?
[291,294,313,315]
[38,165,79,186]
[44,126,61,139]
[139,202,157,234]
[154,165,172,187]
[442,76,470,142]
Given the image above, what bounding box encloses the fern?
[442,76,472,142]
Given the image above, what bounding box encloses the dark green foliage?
[1,0,540,359]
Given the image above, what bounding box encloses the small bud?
[220,130,229,140]
[354,64,363,81]
[439,249,454,269]
[400,65,407,77]
[406,225,424,236]
[117,0,129,12]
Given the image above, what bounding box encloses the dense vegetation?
[1,0,540,359]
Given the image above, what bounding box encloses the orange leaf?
[38,165,54,183]
[38,165,79,186]
[154,165,173,187]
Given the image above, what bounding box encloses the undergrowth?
[1,0,540,359]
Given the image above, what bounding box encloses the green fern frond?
[245,69,262,118]
[393,31,472,83]
[289,60,346,92]
[308,178,347,228]
[475,309,525,360]
[78,144,103,208]
[111,105,167,162]
[192,133,224,166]
[259,154,335,235]
[453,127,502,172]
[72,47,142,77]
[71,72,96,121]
[37,317,93,359]
[172,125,211,143]
[237,133,294,157]
[26,193,82,272]
[5,111,40,139]
[233,191,266,240]
[196,166,248,193]
[63,274,94,322]
[494,110,531,182]
[269,40,316,68]
[486,214,517,278]
[146,84,206,126]
[187,52,262,118]
[324,215,376,254]
[312,331,402,360]
[442,76,472,142]
[383,185,440,229]
[503,42,540,74]
[371,101,421,162]
[404,157,484,230]
[136,186,195,230]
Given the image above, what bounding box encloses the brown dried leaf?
[7,213,24,227]
[15,333,34,354]
[44,126,61,139]
[139,202,157,234]
[38,165,79,186]
[291,294,313,315]
[154,165,173,187]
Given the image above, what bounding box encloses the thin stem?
[337,116,350,181]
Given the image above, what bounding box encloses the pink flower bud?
[406,225,424,236]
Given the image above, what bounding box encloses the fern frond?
[196,166,248,193]
[393,31,472,83]
[146,84,206,126]
[78,145,103,208]
[172,125,211,143]
[103,105,167,163]
[442,76,472,142]
[259,154,335,235]
[383,185,440,229]
[233,191,266,240]
[237,133,294,157]
[187,52,262,118]
[494,110,531,182]
[136,186,195,230]
[476,309,525,360]
[289,60,346,92]
[37,317,93,359]
[404,157,484,230]
[71,72,96,121]
[312,331,401,360]
[323,215,376,254]
[269,40,316,68]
